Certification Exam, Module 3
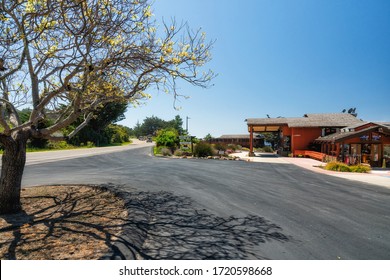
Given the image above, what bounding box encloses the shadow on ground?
[1,185,289,260]
[0,186,126,260]
[110,186,289,260]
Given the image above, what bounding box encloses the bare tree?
[0,0,215,214]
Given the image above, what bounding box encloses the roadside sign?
[179,136,193,152]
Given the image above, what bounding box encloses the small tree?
[0,0,215,214]
[204,133,213,142]
[154,128,179,151]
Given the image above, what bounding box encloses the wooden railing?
[294,150,327,162]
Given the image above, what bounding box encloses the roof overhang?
[314,125,390,143]
[248,125,281,132]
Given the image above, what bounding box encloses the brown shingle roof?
[246,113,363,128]
[315,123,390,143]
[218,134,263,139]
[219,134,250,139]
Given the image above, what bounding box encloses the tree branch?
[67,112,93,139]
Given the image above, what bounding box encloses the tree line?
[11,102,132,149]
[130,115,185,137]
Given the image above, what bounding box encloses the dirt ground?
[0,185,127,260]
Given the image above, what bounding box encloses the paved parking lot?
[232,152,390,188]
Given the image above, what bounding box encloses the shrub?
[325,162,351,172]
[256,146,274,153]
[154,146,172,156]
[227,144,238,152]
[213,142,227,152]
[325,162,373,173]
[194,142,213,157]
[47,141,74,150]
[160,147,172,156]
[155,128,179,150]
[350,164,371,173]
[86,141,95,148]
[174,149,192,157]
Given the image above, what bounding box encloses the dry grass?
[0,185,127,260]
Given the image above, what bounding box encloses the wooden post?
[336,142,340,161]
[249,125,254,157]
[291,128,294,156]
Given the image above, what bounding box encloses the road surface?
[20,144,390,259]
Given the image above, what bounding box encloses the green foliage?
[137,116,167,136]
[204,133,213,142]
[154,146,173,156]
[194,142,214,157]
[174,149,192,157]
[325,162,351,172]
[154,128,179,150]
[256,146,274,153]
[132,115,185,137]
[227,144,242,152]
[107,124,130,144]
[46,141,74,150]
[214,142,227,152]
[19,108,54,149]
[167,115,185,135]
[349,164,371,173]
[68,102,129,146]
[160,147,173,156]
[261,132,279,148]
[324,162,371,173]
[18,108,32,123]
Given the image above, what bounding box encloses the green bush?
[194,142,214,157]
[47,141,74,150]
[155,128,179,150]
[174,149,192,157]
[160,147,172,156]
[256,146,274,153]
[227,144,239,152]
[325,162,372,173]
[213,142,227,152]
[325,162,351,172]
[350,164,371,173]
[154,146,172,156]
[86,141,95,148]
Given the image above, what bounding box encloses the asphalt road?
[21,145,390,260]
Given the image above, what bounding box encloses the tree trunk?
[0,130,30,214]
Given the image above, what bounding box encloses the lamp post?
[186,116,190,134]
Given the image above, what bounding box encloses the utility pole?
[186,116,190,134]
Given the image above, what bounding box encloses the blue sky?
[119,0,390,138]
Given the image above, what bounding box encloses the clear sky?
[119,0,390,138]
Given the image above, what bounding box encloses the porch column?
[331,143,335,159]
[381,143,385,168]
[249,125,254,157]
[291,128,295,156]
[336,143,340,160]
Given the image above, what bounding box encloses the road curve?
[20,146,390,260]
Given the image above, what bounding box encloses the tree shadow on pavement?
[0,186,127,260]
[111,188,290,260]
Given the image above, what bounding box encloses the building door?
[371,144,381,167]
[384,145,390,167]
[350,144,361,165]
[362,144,371,164]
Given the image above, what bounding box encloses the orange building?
[209,134,264,148]
[246,113,390,167]
[315,122,390,167]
